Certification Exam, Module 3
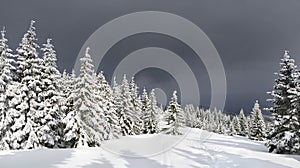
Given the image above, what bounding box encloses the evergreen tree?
[229,120,236,136]
[238,109,248,136]
[184,104,196,128]
[232,116,241,135]
[63,47,107,147]
[206,109,215,132]
[157,104,164,130]
[284,92,300,154]
[142,89,160,134]
[193,107,202,129]
[141,88,150,133]
[112,77,124,135]
[63,70,77,115]
[249,100,266,141]
[266,51,298,153]
[58,70,68,114]
[246,116,252,137]
[285,69,300,154]
[60,69,68,90]
[96,71,120,139]
[36,39,64,148]
[0,27,16,150]
[129,77,142,135]
[225,115,232,133]
[163,91,185,135]
[117,75,140,136]
[6,21,43,149]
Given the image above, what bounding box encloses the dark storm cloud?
[99,32,211,107]
[1,0,300,114]
[134,67,182,105]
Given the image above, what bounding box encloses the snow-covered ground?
[0,128,299,168]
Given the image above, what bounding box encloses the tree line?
[0,21,186,149]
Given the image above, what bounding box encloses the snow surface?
[0,128,299,168]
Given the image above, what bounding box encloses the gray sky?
[1,0,300,114]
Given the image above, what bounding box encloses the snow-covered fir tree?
[285,70,300,154]
[36,38,64,148]
[5,21,43,149]
[232,116,241,135]
[216,119,226,135]
[111,77,124,135]
[163,91,185,135]
[142,89,160,134]
[195,107,205,129]
[96,71,120,139]
[238,109,248,136]
[58,70,68,114]
[266,51,299,153]
[229,121,236,136]
[206,108,217,132]
[0,27,14,124]
[62,70,77,116]
[128,77,142,135]
[246,116,252,137]
[224,115,232,134]
[58,70,67,92]
[63,47,107,147]
[0,27,16,150]
[192,107,201,129]
[249,100,266,141]
[157,104,165,129]
[184,104,197,128]
[116,75,141,136]
[141,88,150,133]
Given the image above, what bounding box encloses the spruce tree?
[184,104,197,128]
[266,51,298,153]
[142,89,160,134]
[141,88,150,133]
[0,27,16,150]
[195,107,204,129]
[232,116,241,135]
[129,77,142,135]
[163,91,185,135]
[249,100,266,141]
[37,39,64,148]
[229,120,236,136]
[63,70,77,115]
[225,115,232,133]
[287,82,300,153]
[96,71,120,139]
[117,75,140,136]
[238,109,248,136]
[246,116,252,137]
[58,70,68,114]
[7,21,43,149]
[63,47,107,147]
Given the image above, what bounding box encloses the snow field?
[0,128,299,168]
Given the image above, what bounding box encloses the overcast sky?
[1,0,300,114]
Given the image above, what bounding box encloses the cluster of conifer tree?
[184,100,267,141]
[0,21,188,150]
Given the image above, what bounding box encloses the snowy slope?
[0,128,299,168]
